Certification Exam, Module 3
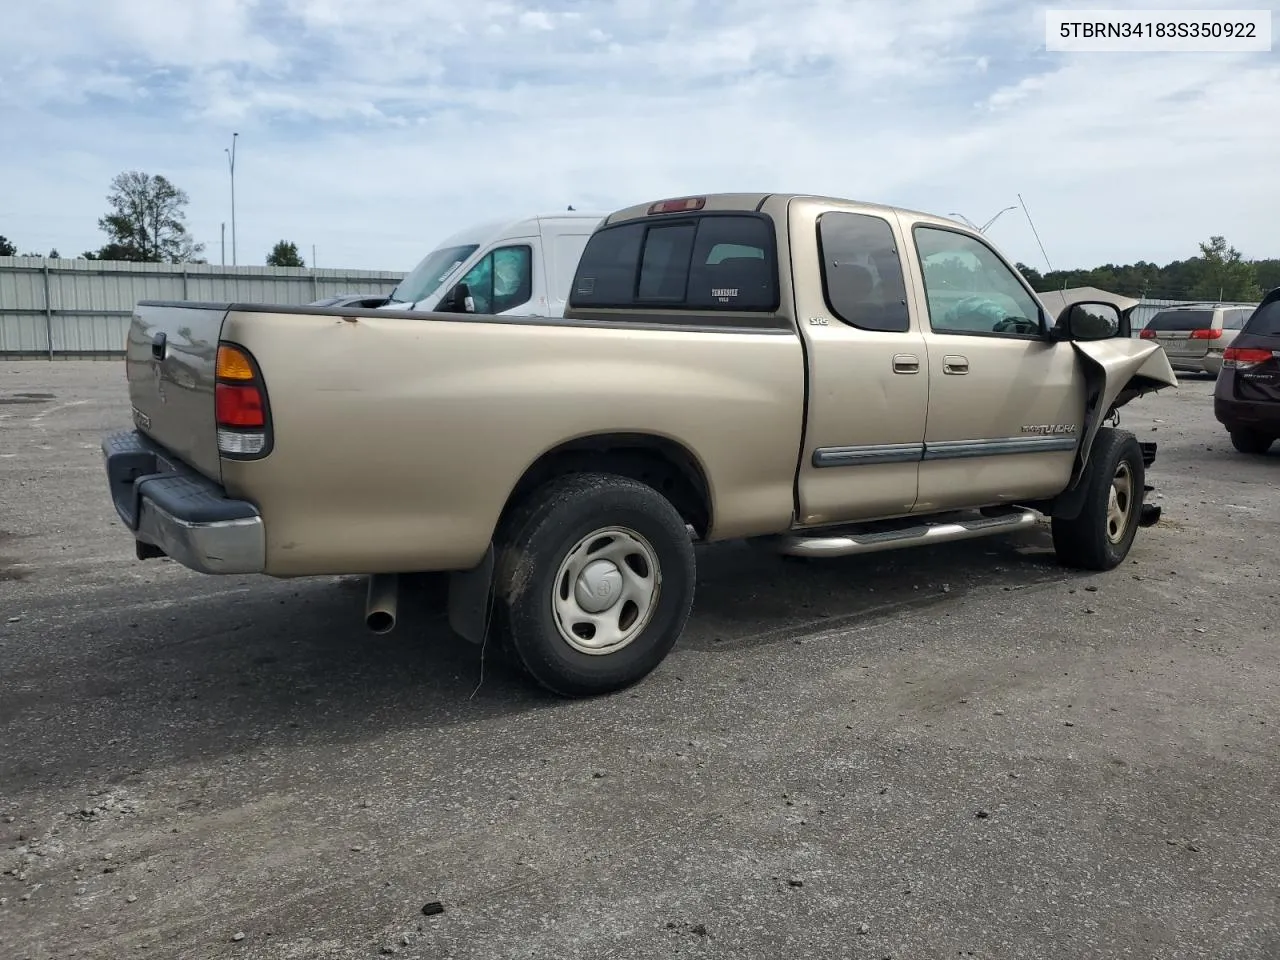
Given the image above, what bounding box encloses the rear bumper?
[1214,396,1280,432]
[1167,355,1216,375]
[102,429,265,575]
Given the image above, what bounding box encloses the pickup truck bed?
[117,299,806,576]
[103,191,1176,698]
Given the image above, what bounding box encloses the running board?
[773,508,1041,558]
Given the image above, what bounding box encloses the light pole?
[224,133,238,265]
[980,206,1017,232]
[949,206,1017,233]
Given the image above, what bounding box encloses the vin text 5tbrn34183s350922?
[101,192,1177,697]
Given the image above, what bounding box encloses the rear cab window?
[570,213,779,319]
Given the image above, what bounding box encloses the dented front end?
[1053,338,1176,520]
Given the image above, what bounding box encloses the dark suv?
[1214,287,1280,454]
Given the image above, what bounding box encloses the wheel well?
[503,434,713,538]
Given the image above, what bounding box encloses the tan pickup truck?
[102,192,1177,697]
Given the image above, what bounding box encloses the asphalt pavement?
[1,360,1278,960]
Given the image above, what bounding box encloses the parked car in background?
[1139,302,1257,376]
[380,211,606,317]
[310,292,392,309]
[1214,288,1280,454]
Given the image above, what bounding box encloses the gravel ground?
[1,360,1277,960]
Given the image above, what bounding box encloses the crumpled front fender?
[1065,338,1177,490]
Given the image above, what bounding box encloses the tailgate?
[126,302,229,481]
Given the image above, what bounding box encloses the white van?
[381,211,606,317]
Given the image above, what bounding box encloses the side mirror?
[1053,301,1121,341]
[441,283,475,313]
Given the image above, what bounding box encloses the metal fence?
[0,257,404,358]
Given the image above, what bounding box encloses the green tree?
[90,170,205,263]
[1251,258,1280,295]
[0,235,15,257]
[1014,262,1043,286]
[82,242,140,261]
[1189,235,1261,301]
[265,240,305,267]
[1025,240,1273,303]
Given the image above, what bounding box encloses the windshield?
[387,243,479,303]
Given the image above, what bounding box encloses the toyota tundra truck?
[101,192,1177,697]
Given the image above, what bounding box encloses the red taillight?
[1140,328,1156,339]
[1189,328,1221,340]
[215,383,265,427]
[214,342,271,457]
[648,197,706,215]
[1222,346,1274,368]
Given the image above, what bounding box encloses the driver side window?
[457,244,533,314]
[914,227,1043,337]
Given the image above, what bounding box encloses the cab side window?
[816,212,910,332]
[458,245,533,314]
[913,227,1044,337]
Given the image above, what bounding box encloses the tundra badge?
[1021,424,1076,435]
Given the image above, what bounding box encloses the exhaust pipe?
[365,573,399,634]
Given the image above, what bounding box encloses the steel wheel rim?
[1106,461,1134,543]
[551,526,661,655]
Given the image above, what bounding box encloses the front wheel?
[1051,428,1145,571]
[493,473,696,697]
[1230,429,1275,455]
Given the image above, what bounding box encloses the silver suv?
[1140,303,1257,376]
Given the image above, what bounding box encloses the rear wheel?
[1052,428,1144,571]
[493,473,696,697]
[1229,429,1275,455]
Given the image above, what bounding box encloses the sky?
[1,0,1277,274]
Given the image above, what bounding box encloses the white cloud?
[517,10,555,31]
[0,0,278,71]
[1,0,1274,273]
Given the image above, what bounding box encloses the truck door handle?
[892,354,920,374]
[151,332,167,361]
[943,354,968,375]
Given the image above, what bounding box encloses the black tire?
[492,472,696,697]
[1051,428,1145,571]
[1230,429,1275,455]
